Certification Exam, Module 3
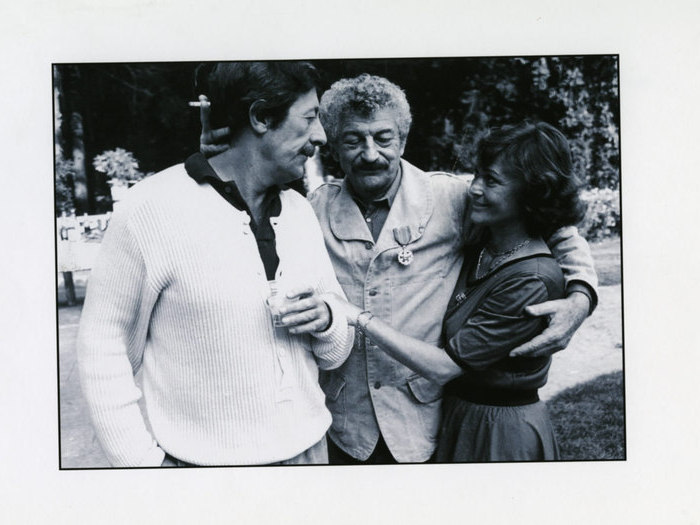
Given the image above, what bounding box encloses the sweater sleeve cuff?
[566,280,597,315]
[311,295,353,369]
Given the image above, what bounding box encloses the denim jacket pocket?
[322,373,346,401]
[407,375,443,404]
[320,373,346,434]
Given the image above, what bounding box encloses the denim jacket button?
[373,381,381,389]
[368,289,378,296]
[365,242,373,250]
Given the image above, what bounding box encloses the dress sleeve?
[445,275,551,370]
[76,205,164,467]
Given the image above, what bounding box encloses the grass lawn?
[545,237,624,460]
[590,237,621,286]
[548,371,625,460]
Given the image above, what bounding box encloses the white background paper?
[1,0,699,522]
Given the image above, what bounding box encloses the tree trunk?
[69,111,88,212]
[55,65,89,213]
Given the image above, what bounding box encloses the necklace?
[475,239,530,279]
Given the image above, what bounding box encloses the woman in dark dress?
[332,121,585,462]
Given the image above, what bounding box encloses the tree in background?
[313,55,619,192]
[531,56,619,190]
[408,56,620,190]
[53,62,201,214]
[54,66,89,213]
[53,56,620,236]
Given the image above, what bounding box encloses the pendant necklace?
[475,239,530,279]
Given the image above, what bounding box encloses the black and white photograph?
[2,1,699,523]
[55,57,623,469]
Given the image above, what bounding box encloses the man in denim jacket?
[308,74,597,464]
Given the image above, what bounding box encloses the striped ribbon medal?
[393,226,414,266]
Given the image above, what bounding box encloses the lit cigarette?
[188,100,211,108]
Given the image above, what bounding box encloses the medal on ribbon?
[393,226,414,266]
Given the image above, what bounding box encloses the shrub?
[93,148,145,185]
[578,187,620,241]
[439,56,620,192]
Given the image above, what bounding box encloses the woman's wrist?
[356,310,374,333]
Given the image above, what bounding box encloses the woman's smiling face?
[468,159,524,228]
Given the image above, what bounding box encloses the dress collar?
[468,237,552,283]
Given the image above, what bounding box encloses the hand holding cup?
[269,284,331,335]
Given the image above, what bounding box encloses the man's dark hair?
[477,121,585,237]
[195,61,320,139]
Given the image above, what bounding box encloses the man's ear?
[249,100,270,134]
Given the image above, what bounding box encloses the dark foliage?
[54,56,619,214]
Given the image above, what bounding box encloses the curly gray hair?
[319,73,412,146]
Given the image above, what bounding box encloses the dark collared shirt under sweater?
[184,153,280,280]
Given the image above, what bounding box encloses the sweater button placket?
[242,214,251,235]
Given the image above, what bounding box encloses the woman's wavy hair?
[476,121,585,237]
[194,61,320,140]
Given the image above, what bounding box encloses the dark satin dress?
[435,245,565,462]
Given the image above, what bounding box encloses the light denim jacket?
[309,160,598,462]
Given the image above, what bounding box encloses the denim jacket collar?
[329,159,433,250]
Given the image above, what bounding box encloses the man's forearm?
[566,280,596,314]
[546,225,599,314]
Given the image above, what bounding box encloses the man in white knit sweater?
[77,62,353,467]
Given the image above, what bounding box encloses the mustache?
[355,161,389,171]
[301,145,316,157]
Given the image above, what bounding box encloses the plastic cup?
[266,280,291,327]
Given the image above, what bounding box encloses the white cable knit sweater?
[77,164,353,467]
